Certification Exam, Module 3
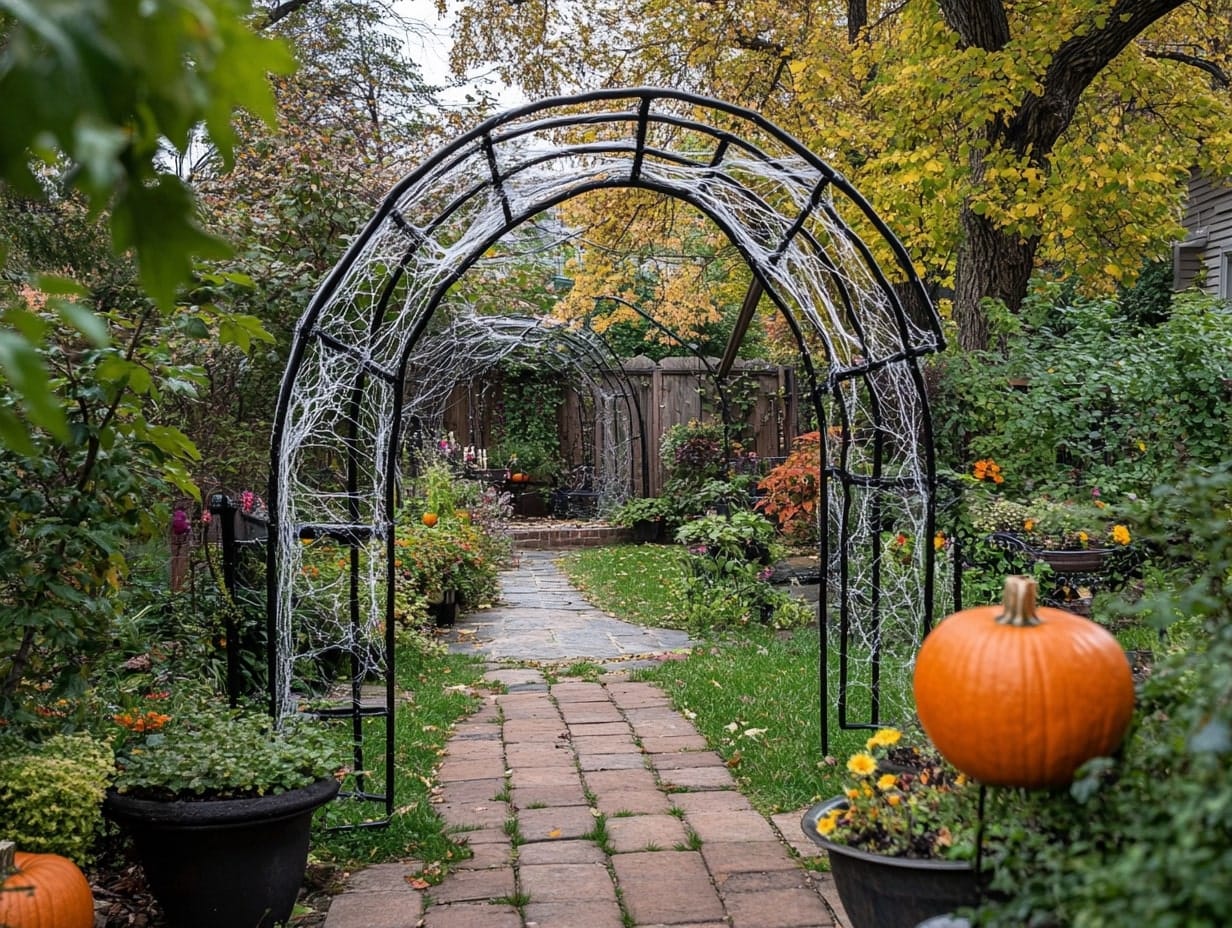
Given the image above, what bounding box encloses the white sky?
[396,0,525,109]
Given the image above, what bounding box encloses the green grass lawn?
[633,626,890,813]
[558,543,691,629]
[561,542,912,814]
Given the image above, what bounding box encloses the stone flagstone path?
[322,550,847,928]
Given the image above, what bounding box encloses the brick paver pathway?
[322,553,847,928]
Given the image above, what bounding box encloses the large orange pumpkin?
[0,841,94,928]
[913,575,1135,789]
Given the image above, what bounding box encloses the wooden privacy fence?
[441,356,800,497]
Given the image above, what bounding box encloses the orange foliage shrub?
[756,432,821,543]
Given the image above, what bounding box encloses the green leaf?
[180,316,211,339]
[51,300,110,348]
[0,328,69,442]
[0,406,37,455]
[110,176,233,309]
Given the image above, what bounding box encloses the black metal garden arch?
[268,88,945,823]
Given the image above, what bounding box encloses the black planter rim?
[801,797,975,873]
[986,531,1121,558]
[104,776,340,828]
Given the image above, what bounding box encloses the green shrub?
[674,512,808,630]
[607,495,669,528]
[0,732,114,864]
[755,431,821,544]
[974,463,1232,926]
[929,290,1232,500]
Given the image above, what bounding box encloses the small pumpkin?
[0,840,94,928]
[510,472,529,484]
[421,511,439,527]
[913,575,1134,789]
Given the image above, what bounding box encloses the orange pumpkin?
[0,841,94,928]
[421,511,439,527]
[913,575,1135,789]
[510,472,528,484]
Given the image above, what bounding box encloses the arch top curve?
[290,87,943,392]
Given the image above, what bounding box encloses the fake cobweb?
[270,89,944,736]
[401,310,636,507]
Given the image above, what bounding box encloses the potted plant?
[801,729,981,928]
[675,509,778,565]
[608,495,669,542]
[103,697,343,928]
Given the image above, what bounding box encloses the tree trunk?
[952,205,1038,351]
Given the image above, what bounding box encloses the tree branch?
[262,0,311,29]
[1146,47,1230,87]
[1005,0,1188,159]
[937,0,1010,50]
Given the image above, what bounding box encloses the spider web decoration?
[269,89,945,789]
[400,310,639,507]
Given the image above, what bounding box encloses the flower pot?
[631,518,665,543]
[1031,546,1114,574]
[801,798,978,928]
[103,777,340,928]
[428,588,458,627]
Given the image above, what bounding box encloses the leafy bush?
[756,431,821,543]
[0,733,114,864]
[973,463,1232,926]
[660,420,729,485]
[394,511,503,610]
[674,511,808,630]
[607,495,669,528]
[929,291,1232,500]
[110,700,342,802]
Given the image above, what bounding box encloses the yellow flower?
[877,773,898,791]
[1112,524,1131,545]
[816,815,838,836]
[1077,531,1089,544]
[844,787,860,800]
[1024,518,1036,532]
[846,752,877,777]
[933,532,946,551]
[866,728,902,749]
[887,793,902,806]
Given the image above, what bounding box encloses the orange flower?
[114,710,172,733]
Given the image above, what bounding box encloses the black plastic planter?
[801,798,978,928]
[104,777,340,928]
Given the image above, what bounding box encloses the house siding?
[1175,172,1232,295]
